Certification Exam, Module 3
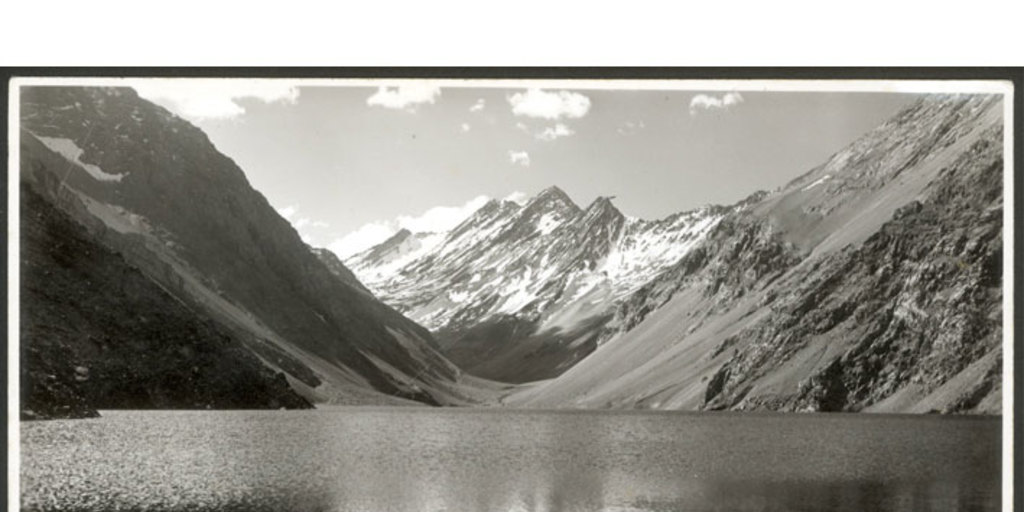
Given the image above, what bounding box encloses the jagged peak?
[471,196,521,219]
[583,195,624,219]
[444,196,520,241]
[586,195,616,208]
[355,228,415,262]
[539,185,569,197]
[528,185,580,212]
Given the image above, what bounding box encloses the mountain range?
[511,94,1004,413]
[347,187,726,382]
[18,88,1004,418]
[19,86,497,418]
[351,94,1005,413]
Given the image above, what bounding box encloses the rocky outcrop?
[709,126,1004,412]
[20,186,312,419]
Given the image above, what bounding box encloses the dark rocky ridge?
[21,185,312,420]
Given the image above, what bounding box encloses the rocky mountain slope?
[20,185,312,419]
[19,86,492,412]
[509,94,1004,414]
[348,187,725,382]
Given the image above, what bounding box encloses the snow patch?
[75,193,152,235]
[350,231,444,286]
[498,288,537,314]
[597,212,721,298]
[802,174,831,191]
[35,136,126,182]
[536,212,562,235]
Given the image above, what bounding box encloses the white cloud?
[514,121,575,141]
[328,222,396,259]
[396,195,490,233]
[277,205,299,221]
[504,191,527,205]
[366,84,441,111]
[689,92,745,115]
[328,195,492,258]
[508,150,531,167]
[461,123,471,132]
[508,89,591,120]
[469,98,485,112]
[617,120,646,135]
[275,204,331,245]
[132,79,300,121]
[536,123,575,141]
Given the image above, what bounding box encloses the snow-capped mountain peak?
[345,187,725,381]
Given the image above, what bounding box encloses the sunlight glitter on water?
[20,408,1001,512]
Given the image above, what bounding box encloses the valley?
[351,94,1005,414]
[16,86,1006,418]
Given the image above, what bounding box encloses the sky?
[133,81,918,258]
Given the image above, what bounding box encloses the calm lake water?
[20,408,1001,512]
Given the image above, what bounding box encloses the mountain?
[311,246,374,296]
[19,86,490,413]
[508,94,1004,414]
[20,185,312,419]
[348,186,726,382]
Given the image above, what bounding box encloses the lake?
[20,408,1001,512]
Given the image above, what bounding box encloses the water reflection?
[621,478,999,512]
[20,409,1000,512]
